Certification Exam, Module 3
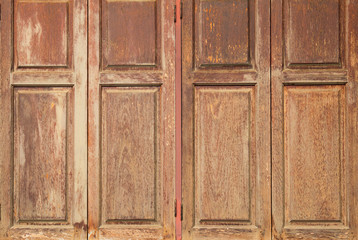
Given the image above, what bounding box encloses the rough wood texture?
[198,0,249,66]
[101,87,159,223]
[284,86,345,223]
[285,0,340,66]
[272,0,358,239]
[0,0,87,239]
[15,1,72,68]
[195,86,253,223]
[14,88,72,222]
[102,0,160,69]
[182,0,270,239]
[88,0,175,238]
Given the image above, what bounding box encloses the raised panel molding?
[195,86,255,225]
[101,87,160,224]
[15,1,71,69]
[196,0,251,68]
[284,0,342,68]
[102,0,159,69]
[284,85,346,226]
[13,88,73,224]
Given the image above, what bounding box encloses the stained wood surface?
[14,88,72,222]
[102,88,158,223]
[182,0,271,239]
[272,0,358,239]
[195,87,253,223]
[0,0,87,239]
[88,0,176,238]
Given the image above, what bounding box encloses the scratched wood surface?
[272,0,358,239]
[0,0,87,239]
[88,0,175,239]
[182,0,271,239]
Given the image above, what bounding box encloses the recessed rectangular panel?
[198,0,249,67]
[285,0,340,66]
[15,1,69,68]
[102,87,159,223]
[103,0,157,67]
[195,86,254,224]
[284,86,344,223]
[14,88,71,222]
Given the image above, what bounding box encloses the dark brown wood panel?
[14,88,73,223]
[0,0,87,239]
[182,0,270,238]
[284,0,341,67]
[102,0,159,68]
[101,87,159,223]
[195,86,254,224]
[197,0,249,67]
[15,1,72,69]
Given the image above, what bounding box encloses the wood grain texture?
[195,86,253,224]
[285,0,340,67]
[271,0,357,238]
[88,0,175,238]
[14,88,72,222]
[0,0,87,238]
[15,1,72,68]
[102,0,160,69]
[198,0,249,66]
[182,0,270,238]
[101,87,159,223]
[284,86,345,224]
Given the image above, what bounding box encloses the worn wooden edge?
[99,71,163,84]
[11,72,74,85]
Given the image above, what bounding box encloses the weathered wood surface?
[0,0,87,239]
[181,0,271,239]
[271,0,358,239]
[88,0,176,239]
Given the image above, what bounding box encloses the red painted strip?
[175,0,182,238]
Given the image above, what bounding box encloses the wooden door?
[272,0,358,239]
[0,0,88,239]
[181,0,271,239]
[88,0,176,239]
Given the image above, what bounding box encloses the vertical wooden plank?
[0,0,12,237]
[272,0,358,238]
[0,0,87,239]
[88,0,176,238]
[181,0,271,239]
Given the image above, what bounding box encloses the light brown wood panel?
[284,86,345,224]
[101,87,159,223]
[88,0,175,238]
[195,86,254,224]
[272,0,358,239]
[182,0,270,239]
[102,0,160,69]
[15,1,72,69]
[0,0,87,239]
[14,88,73,223]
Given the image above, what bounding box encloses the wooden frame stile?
[175,0,183,238]
[88,0,176,239]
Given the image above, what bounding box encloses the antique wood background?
[0,0,357,240]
